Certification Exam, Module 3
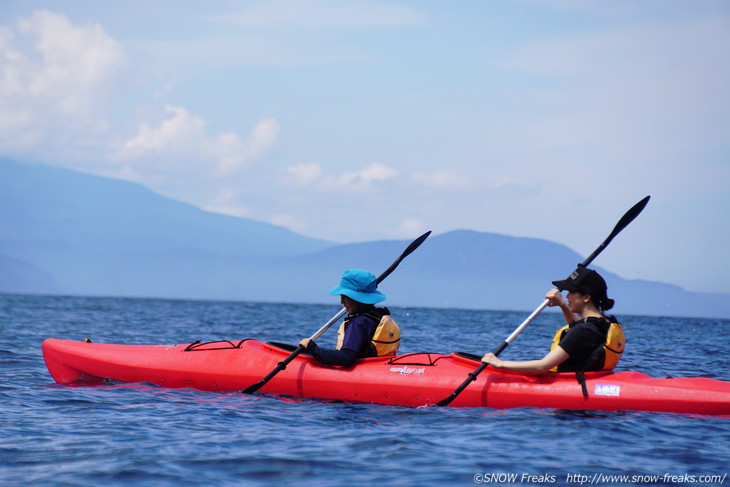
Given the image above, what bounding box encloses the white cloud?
[282,162,398,191]
[396,218,427,238]
[0,10,280,186]
[340,163,398,186]
[0,10,125,152]
[411,170,471,190]
[284,162,324,186]
[236,118,280,168]
[203,188,252,219]
[124,106,206,153]
[269,213,308,234]
[119,106,279,177]
[17,11,124,104]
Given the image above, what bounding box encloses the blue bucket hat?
[329,269,386,304]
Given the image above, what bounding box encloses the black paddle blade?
[614,195,650,237]
[581,196,650,268]
[376,231,431,284]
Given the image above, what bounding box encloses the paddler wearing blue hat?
[299,269,401,367]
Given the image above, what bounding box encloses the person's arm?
[303,340,359,367]
[481,346,570,373]
[298,317,372,367]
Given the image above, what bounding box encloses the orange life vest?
[549,320,625,372]
[336,313,400,357]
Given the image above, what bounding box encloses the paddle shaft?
[435,196,650,407]
[243,231,431,394]
[244,308,347,393]
[437,299,550,405]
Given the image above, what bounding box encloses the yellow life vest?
[336,314,401,357]
[549,320,625,372]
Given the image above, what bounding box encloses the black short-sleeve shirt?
[556,317,610,372]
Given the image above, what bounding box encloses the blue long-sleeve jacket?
[304,312,382,367]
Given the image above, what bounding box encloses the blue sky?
[1,1,728,294]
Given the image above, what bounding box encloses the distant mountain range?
[2,159,729,319]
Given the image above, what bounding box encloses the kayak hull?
[42,338,730,416]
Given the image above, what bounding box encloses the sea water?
[1,294,729,486]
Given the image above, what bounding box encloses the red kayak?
[42,338,730,416]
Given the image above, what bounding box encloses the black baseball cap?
[552,267,614,310]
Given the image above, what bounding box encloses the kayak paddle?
[243,230,431,394]
[435,196,650,407]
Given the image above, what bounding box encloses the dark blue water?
[2,294,729,486]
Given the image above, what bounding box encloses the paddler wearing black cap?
[299,269,400,367]
[481,267,624,376]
